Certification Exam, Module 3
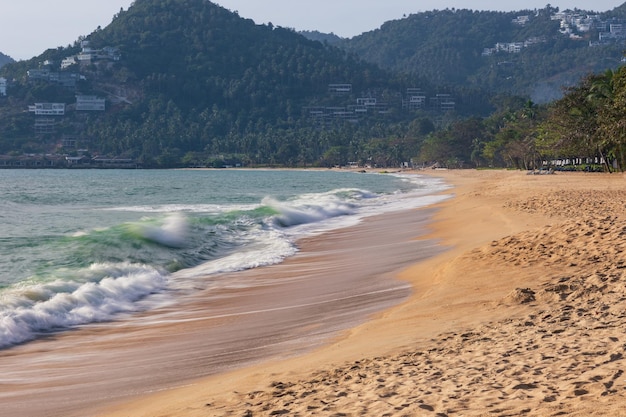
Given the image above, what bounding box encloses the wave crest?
[0,262,167,348]
[263,194,356,228]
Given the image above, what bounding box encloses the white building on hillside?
[0,77,6,96]
[76,95,106,111]
[28,103,65,116]
[61,56,78,69]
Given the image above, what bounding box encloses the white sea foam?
[172,229,296,285]
[138,212,189,248]
[173,174,451,285]
[0,262,168,348]
[276,174,452,238]
[102,203,259,213]
[264,195,356,227]
[0,170,451,348]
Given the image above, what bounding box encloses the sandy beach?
[0,172,444,417]
[4,168,626,417]
[91,168,626,417]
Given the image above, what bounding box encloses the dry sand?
[94,169,626,416]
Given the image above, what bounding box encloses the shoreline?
[0,177,445,417]
[97,169,626,417]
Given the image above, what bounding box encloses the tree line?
[0,0,624,170]
[420,67,626,172]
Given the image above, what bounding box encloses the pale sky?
[1,0,623,61]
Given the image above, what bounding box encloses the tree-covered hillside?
[417,63,626,173]
[0,52,13,68]
[0,0,496,168]
[1,0,622,169]
[338,5,626,102]
[299,31,344,46]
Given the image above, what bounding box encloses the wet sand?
[0,194,444,417]
[97,169,626,417]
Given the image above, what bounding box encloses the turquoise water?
[0,169,449,348]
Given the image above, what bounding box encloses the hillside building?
[328,83,352,93]
[28,103,66,116]
[61,56,78,69]
[356,97,377,106]
[76,95,106,111]
[430,94,455,112]
[34,118,58,135]
[404,88,427,110]
[76,41,121,64]
[512,15,530,26]
[27,69,81,89]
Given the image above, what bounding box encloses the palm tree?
[520,99,537,120]
[587,69,615,104]
[587,68,626,172]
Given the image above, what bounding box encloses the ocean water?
[0,169,449,349]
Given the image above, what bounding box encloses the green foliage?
[341,9,518,85]
[0,52,13,68]
[0,0,495,168]
[338,6,624,102]
[417,117,490,168]
[0,1,624,170]
[299,31,344,46]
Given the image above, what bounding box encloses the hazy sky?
[1,0,623,61]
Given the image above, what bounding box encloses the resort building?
[28,103,66,116]
[27,69,80,89]
[61,56,78,69]
[430,94,456,112]
[76,41,121,64]
[76,95,106,111]
[404,88,427,110]
[34,118,58,135]
[328,83,352,93]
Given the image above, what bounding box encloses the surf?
[0,169,451,348]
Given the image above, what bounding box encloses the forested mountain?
[0,0,495,168]
[603,2,626,18]
[0,0,623,169]
[299,31,343,46]
[0,52,13,68]
[338,5,626,103]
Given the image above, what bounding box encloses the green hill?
[0,52,13,68]
[0,0,495,168]
[0,0,623,169]
[338,5,626,102]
